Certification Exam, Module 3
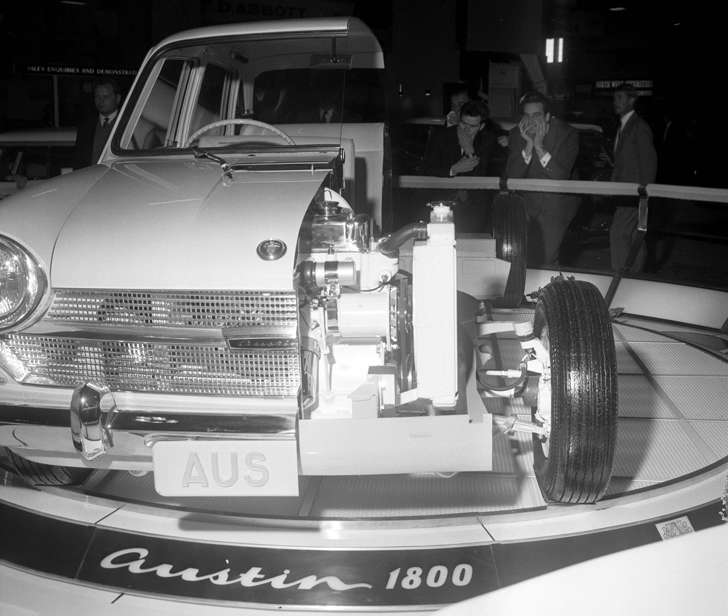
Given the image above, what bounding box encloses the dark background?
[0,1,713,129]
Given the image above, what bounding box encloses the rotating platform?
[1,311,727,614]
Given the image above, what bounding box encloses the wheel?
[492,191,527,308]
[2,448,92,486]
[186,118,296,147]
[531,278,617,504]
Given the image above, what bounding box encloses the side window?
[189,64,228,137]
[128,58,185,150]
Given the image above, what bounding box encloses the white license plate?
[152,440,299,497]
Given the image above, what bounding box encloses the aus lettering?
[182,451,269,489]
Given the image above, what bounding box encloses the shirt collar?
[620,109,635,128]
[98,109,119,125]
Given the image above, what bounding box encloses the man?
[425,100,496,178]
[444,84,470,127]
[609,83,657,272]
[424,100,497,232]
[506,91,580,266]
[73,78,122,169]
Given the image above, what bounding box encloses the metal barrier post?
[605,185,649,307]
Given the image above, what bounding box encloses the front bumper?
[0,399,296,470]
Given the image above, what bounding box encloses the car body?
[0,18,617,503]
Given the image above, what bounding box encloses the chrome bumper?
[0,389,296,469]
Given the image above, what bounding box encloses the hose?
[377,222,428,258]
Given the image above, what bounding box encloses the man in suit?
[73,78,122,169]
[506,91,580,266]
[424,100,497,232]
[424,100,497,177]
[609,84,658,272]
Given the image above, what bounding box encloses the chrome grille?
[47,289,298,331]
[3,334,300,397]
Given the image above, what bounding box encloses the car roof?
[150,16,382,54]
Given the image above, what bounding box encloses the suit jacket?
[73,115,105,169]
[611,112,657,185]
[506,117,578,181]
[424,125,497,177]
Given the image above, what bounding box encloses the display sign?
[594,79,653,96]
[1,497,725,608]
[20,65,137,77]
[80,530,498,607]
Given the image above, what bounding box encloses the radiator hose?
[377,222,428,258]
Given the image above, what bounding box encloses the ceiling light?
[609,6,627,11]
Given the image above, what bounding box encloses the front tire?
[2,448,92,486]
[532,278,618,503]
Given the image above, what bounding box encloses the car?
[0,127,76,198]
[0,17,617,504]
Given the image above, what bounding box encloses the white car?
[0,18,617,503]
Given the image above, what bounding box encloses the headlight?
[0,236,47,330]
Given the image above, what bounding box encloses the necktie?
[102,117,110,128]
[614,124,622,153]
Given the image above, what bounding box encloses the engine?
[295,188,458,419]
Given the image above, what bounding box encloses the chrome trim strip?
[0,405,296,434]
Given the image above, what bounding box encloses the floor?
[0,311,726,615]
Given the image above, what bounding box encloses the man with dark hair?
[424,100,497,231]
[506,91,580,266]
[445,83,470,127]
[73,78,122,169]
[425,100,496,178]
[609,83,658,271]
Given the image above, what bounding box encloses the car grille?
[3,334,301,397]
[47,289,298,332]
[1,289,303,397]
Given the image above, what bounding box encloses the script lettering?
[100,548,373,591]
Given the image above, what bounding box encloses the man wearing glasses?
[424,100,497,232]
[425,100,496,178]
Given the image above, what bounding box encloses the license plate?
[152,440,299,497]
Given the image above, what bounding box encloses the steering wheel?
[186,118,296,147]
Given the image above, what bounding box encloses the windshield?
[114,32,385,155]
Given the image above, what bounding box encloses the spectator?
[608,84,658,272]
[505,91,580,266]
[425,100,497,178]
[73,78,122,169]
[444,84,470,127]
[424,100,497,232]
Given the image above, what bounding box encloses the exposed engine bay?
[295,186,459,420]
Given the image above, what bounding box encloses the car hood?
[46,159,328,290]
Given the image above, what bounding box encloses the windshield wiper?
[192,148,232,181]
